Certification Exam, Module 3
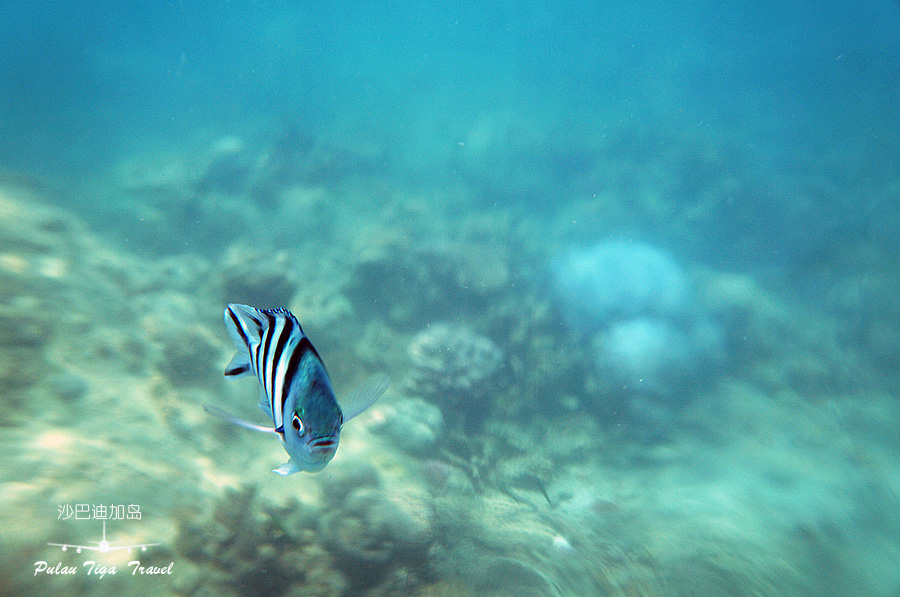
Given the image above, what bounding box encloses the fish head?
[282,400,343,472]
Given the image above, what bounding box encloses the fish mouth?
[309,437,337,455]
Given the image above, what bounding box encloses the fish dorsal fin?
[340,373,389,422]
[224,304,266,350]
[260,307,298,322]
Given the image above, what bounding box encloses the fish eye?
[292,414,303,433]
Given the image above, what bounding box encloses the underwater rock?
[425,487,581,594]
[0,187,86,258]
[551,240,729,437]
[319,487,434,586]
[176,485,346,597]
[698,269,854,394]
[0,300,51,348]
[46,371,89,403]
[475,557,561,597]
[113,146,250,257]
[137,293,222,387]
[0,191,88,403]
[195,136,253,196]
[156,324,221,387]
[590,313,724,423]
[408,323,504,401]
[0,187,85,311]
[552,240,692,338]
[0,346,44,408]
[318,460,381,504]
[552,240,725,405]
[407,323,504,429]
[449,243,511,296]
[217,244,298,307]
[493,455,556,508]
[370,397,444,455]
[592,317,700,396]
[346,234,512,328]
[420,458,472,495]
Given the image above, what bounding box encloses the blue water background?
[4,1,898,193]
[2,0,900,594]
[2,1,898,278]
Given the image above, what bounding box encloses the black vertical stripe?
[258,312,276,403]
[227,307,249,346]
[270,316,293,415]
[255,312,272,381]
[281,336,313,413]
[229,306,260,371]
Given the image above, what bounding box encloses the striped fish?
[205,303,389,475]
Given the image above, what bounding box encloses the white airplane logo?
[48,520,160,554]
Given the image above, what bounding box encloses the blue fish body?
[207,304,388,475]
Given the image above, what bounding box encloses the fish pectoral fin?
[274,460,302,476]
[340,373,390,421]
[224,352,252,377]
[203,404,278,434]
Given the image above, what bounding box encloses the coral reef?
[2,94,898,597]
[473,557,562,596]
[407,323,504,429]
[551,240,692,337]
[698,269,859,395]
[345,230,514,330]
[590,316,714,398]
[216,244,299,308]
[176,486,347,597]
[369,397,444,456]
[408,323,504,398]
[315,461,434,591]
[551,240,725,433]
[177,467,437,596]
[319,487,434,588]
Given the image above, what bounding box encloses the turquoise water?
[1,1,899,595]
